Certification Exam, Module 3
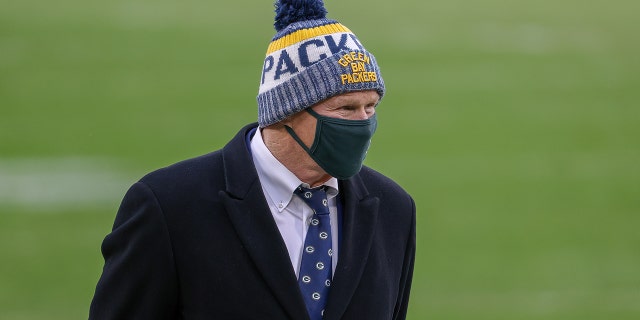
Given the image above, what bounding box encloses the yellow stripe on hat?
[266,23,352,55]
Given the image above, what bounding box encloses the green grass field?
[1,0,639,318]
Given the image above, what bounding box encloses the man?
[89,1,415,319]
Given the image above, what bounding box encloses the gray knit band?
[258,49,384,127]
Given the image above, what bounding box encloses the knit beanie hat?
[257,0,385,128]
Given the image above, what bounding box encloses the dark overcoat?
[89,123,416,320]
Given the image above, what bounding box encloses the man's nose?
[354,107,371,120]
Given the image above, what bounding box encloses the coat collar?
[220,124,308,319]
[324,175,380,319]
[220,123,380,320]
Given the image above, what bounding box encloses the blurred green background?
[1,0,639,318]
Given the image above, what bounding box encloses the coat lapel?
[219,124,309,320]
[325,175,380,320]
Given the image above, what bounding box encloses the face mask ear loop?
[305,108,321,118]
[284,125,312,154]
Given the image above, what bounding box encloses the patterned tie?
[294,185,333,320]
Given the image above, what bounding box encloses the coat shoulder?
[139,150,225,190]
[356,166,415,226]
[137,123,257,195]
[358,166,412,201]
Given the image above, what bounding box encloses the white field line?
[0,157,138,212]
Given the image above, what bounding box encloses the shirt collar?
[250,128,339,212]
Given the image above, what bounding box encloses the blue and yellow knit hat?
[257,0,385,127]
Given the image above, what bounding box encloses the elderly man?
[89,1,415,319]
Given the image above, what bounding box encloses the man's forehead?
[323,90,381,105]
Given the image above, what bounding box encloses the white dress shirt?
[250,128,339,278]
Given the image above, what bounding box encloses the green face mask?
[285,108,377,179]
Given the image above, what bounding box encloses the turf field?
[1,0,638,318]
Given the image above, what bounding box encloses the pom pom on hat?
[274,0,327,31]
[257,0,386,127]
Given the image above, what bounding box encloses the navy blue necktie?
[295,185,333,320]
